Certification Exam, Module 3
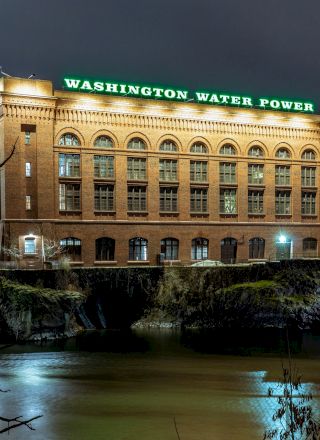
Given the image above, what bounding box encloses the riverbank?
[0,260,320,341]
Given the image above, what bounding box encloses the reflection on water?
[0,329,319,440]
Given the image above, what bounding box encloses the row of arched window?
[58,236,318,263]
[58,133,318,160]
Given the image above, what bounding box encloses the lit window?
[24,237,35,254]
[190,143,208,154]
[94,185,114,211]
[94,156,114,178]
[302,149,316,160]
[60,237,81,261]
[159,159,177,181]
[127,186,147,211]
[59,154,80,177]
[275,166,290,185]
[220,144,236,155]
[160,187,178,212]
[25,131,31,145]
[190,188,208,213]
[248,146,264,157]
[248,190,264,214]
[220,189,237,214]
[248,164,264,185]
[301,192,316,215]
[94,135,113,148]
[191,238,208,260]
[26,195,31,210]
[127,138,146,150]
[59,133,80,146]
[190,161,208,182]
[25,162,31,177]
[301,167,316,187]
[160,238,179,260]
[220,163,236,183]
[275,190,291,215]
[159,140,177,152]
[129,237,148,261]
[127,158,147,180]
[59,183,81,211]
[275,148,291,159]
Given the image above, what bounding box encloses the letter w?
[64,78,81,88]
[281,101,293,110]
[195,92,210,102]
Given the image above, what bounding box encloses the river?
[0,329,319,440]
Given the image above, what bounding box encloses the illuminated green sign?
[63,77,315,113]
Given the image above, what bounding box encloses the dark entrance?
[221,237,237,263]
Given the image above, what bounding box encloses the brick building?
[0,75,320,267]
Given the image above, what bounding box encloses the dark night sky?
[1,0,320,105]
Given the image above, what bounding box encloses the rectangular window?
[25,162,31,177]
[302,191,316,215]
[301,167,316,187]
[59,183,81,211]
[127,186,147,211]
[26,195,31,210]
[127,158,146,180]
[275,190,291,215]
[94,155,114,178]
[248,190,264,214]
[190,188,208,212]
[275,165,290,185]
[248,164,264,185]
[94,184,114,211]
[160,187,178,212]
[59,154,80,177]
[190,161,208,182]
[24,238,35,254]
[159,159,177,181]
[219,162,236,184]
[220,189,237,214]
[25,131,31,145]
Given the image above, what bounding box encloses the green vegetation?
[0,277,86,340]
[152,267,320,328]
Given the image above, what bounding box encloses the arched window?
[302,149,316,160]
[191,238,208,260]
[220,237,237,263]
[94,135,113,148]
[60,237,81,261]
[129,237,148,261]
[96,237,115,261]
[190,143,208,154]
[127,138,146,150]
[160,237,179,260]
[249,237,265,259]
[303,238,317,257]
[248,146,264,158]
[59,133,80,146]
[276,148,291,159]
[220,143,236,156]
[159,140,178,152]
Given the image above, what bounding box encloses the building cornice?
[1,95,320,141]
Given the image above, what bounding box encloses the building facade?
[0,76,320,267]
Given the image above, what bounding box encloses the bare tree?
[0,136,18,168]
[0,138,42,433]
[264,330,320,440]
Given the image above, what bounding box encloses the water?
[0,329,319,440]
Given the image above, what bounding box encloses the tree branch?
[0,137,18,169]
[0,414,43,433]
